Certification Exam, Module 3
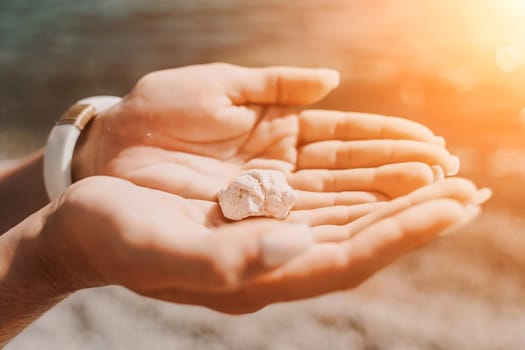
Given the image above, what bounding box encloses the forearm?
[0,207,70,346]
[0,150,49,233]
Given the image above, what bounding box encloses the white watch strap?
[44,96,122,201]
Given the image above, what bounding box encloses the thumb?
[224,64,340,105]
[210,220,314,288]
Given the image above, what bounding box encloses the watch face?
[56,104,97,131]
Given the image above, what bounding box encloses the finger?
[313,178,491,242]
[299,109,444,145]
[144,200,479,314]
[224,64,340,105]
[289,162,441,199]
[287,202,386,226]
[293,190,387,209]
[234,199,480,305]
[236,106,299,167]
[297,140,460,175]
[140,199,468,313]
[406,177,491,205]
[337,200,481,276]
[199,220,315,291]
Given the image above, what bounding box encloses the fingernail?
[470,188,493,205]
[321,69,340,88]
[261,224,314,267]
[431,165,445,182]
[440,205,481,236]
[433,136,446,147]
[445,155,461,176]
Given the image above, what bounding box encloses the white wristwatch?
[43,96,122,201]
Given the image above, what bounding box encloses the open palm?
[73,63,459,210]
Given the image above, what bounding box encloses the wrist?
[0,151,49,233]
[0,203,97,344]
[45,96,121,198]
[1,207,74,298]
[1,192,106,299]
[0,208,72,344]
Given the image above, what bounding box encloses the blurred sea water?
[3,0,525,349]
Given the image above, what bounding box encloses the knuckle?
[59,177,104,206]
[382,162,433,185]
[55,177,133,224]
[61,177,125,206]
[376,118,387,139]
[382,218,405,241]
[134,71,158,89]
[405,163,434,184]
[272,73,284,104]
[442,177,476,193]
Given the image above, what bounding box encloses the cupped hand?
[40,176,489,315]
[72,63,459,210]
[143,178,491,314]
[41,176,318,295]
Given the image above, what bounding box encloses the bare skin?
[0,63,488,345]
[0,152,47,233]
[0,176,489,345]
[72,63,458,206]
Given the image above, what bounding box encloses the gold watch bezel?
[55,103,97,131]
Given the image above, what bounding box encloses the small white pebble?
[217,169,296,220]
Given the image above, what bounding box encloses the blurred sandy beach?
[3,0,525,348]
